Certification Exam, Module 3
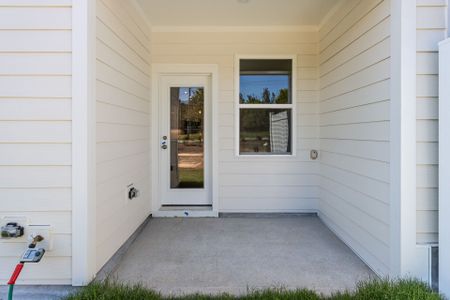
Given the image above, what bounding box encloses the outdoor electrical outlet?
[27,225,53,251]
[126,184,140,201]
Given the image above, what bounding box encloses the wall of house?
[151,30,320,212]
[95,0,152,272]
[0,0,73,284]
[416,0,447,245]
[317,0,391,276]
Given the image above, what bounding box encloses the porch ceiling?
[135,0,342,27]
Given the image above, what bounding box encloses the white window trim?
[234,54,297,158]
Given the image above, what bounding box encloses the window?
[237,58,295,155]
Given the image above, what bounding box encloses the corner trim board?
[72,0,97,286]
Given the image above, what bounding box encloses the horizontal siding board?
[219,174,318,187]
[0,99,71,120]
[320,139,389,162]
[417,53,438,75]
[0,121,71,143]
[96,123,149,143]
[0,53,71,75]
[320,100,389,126]
[320,122,389,141]
[0,144,71,165]
[0,31,71,52]
[417,6,447,29]
[0,188,71,212]
[417,98,438,119]
[0,257,71,282]
[0,7,71,29]
[97,140,150,164]
[0,76,71,98]
[417,29,446,51]
[220,186,318,199]
[220,198,318,212]
[0,0,71,5]
[0,166,71,188]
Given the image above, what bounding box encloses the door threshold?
[153,206,218,218]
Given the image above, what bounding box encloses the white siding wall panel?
[416,0,447,244]
[318,0,391,276]
[0,1,72,284]
[95,0,151,272]
[152,30,320,212]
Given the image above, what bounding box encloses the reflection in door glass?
[170,87,204,189]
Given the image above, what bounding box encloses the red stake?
[7,263,24,285]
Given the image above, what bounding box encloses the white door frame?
[151,64,219,216]
[159,75,212,206]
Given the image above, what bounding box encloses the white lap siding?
[0,1,72,284]
[95,0,152,272]
[152,30,320,212]
[416,0,447,245]
[318,0,391,276]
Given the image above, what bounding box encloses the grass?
[64,278,443,300]
[178,168,204,188]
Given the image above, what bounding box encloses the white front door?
[159,75,212,206]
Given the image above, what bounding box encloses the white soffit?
[135,0,343,30]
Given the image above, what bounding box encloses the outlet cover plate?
[28,224,53,251]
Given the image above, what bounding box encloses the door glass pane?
[170,87,204,189]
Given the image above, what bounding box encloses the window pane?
[170,87,204,189]
[240,109,291,154]
[239,59,292,104]
[240,74,290,104]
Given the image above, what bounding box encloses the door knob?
[161,144,167,150]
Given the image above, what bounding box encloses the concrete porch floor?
[110,215,375,296]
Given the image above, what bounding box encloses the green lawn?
[64,279,442,300]
[178,168,204,188]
